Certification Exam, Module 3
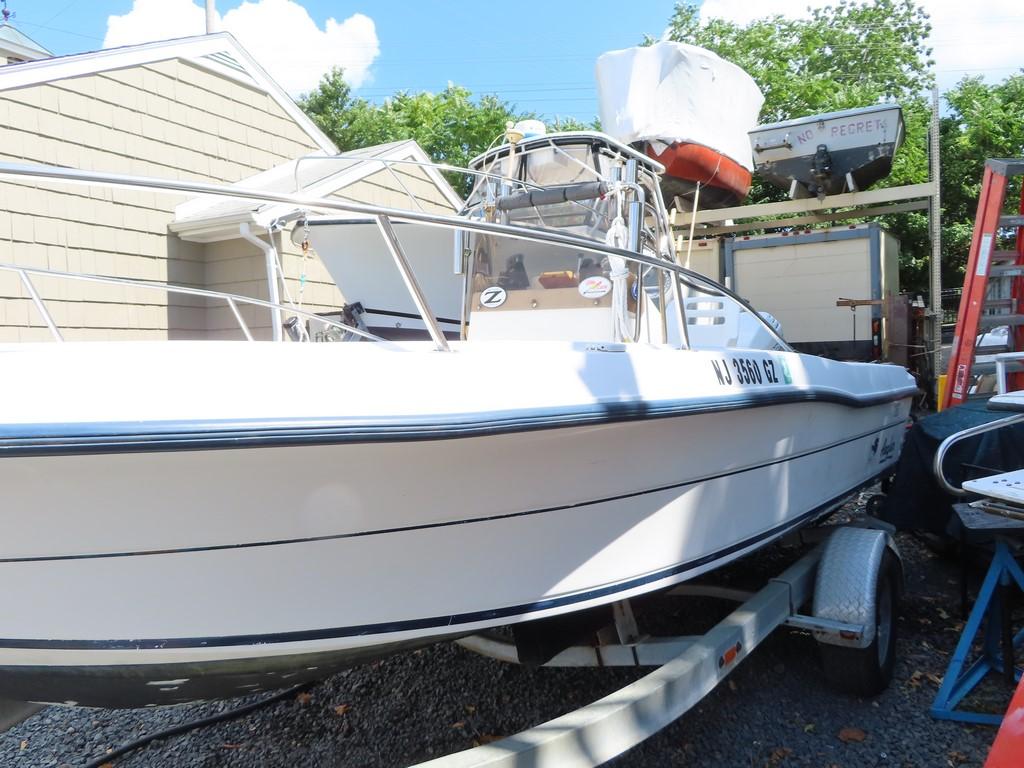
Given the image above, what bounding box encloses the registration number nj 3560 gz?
[711,357,781,386]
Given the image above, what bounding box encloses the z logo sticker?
[480,286,507,308]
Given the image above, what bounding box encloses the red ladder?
[984,674,1024,767]
[943,159,1024,408]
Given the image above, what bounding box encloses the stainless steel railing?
[933,412,1024,495]
[934,353,1024,495]
[0,261,394,346]
[0,160,790,353]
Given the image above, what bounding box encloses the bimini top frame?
[0,160,790,353]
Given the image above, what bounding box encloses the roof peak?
[0,33,336,155]
[0,18,53,62]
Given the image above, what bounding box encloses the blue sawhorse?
[931,504,1024,725]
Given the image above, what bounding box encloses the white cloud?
[105,0,208,44]
[104,0,379,95]
[922,0,1024,89]
[698,0,1024,91]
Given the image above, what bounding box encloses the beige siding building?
[0,32,460,341]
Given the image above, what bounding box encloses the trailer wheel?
[812,528,901,697]
[865,493,887,519]
[817,548,899,696]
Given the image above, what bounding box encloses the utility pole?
[929,85,942,390]
[205,0,217,34]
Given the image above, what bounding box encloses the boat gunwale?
[750,103,904,134]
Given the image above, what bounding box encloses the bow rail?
[0,261,394,346]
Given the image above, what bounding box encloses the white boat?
[0,133,916,707]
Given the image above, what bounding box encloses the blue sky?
[8,1,677,121]
[8,1,1023,119]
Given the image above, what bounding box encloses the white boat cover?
[595,42,764,171]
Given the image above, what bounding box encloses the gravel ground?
[4,491,1011,768]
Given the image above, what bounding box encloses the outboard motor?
[812,144,834,199]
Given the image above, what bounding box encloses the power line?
[40,1,77,26]
[14,18,103,42]
[362,95,599,104]
[360,80,593,90]
[9,12,1020,94]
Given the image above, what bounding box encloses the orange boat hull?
[646,142,751,208]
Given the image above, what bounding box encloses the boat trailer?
[413,522,901,768]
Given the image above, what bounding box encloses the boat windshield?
[469,235,624,307]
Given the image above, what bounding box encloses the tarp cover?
[595,42,764,171]
[879,400,1024,537]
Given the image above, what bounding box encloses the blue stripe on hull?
[0,386,916,456]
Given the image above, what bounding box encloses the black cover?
[879,400,1024,536]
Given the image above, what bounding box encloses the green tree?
[299,67,359,149]
[301,70,602,195]
[940,74,1024,286]
[301,69,524,193]
[655,1,935,290]
[549,116,602,132]
[658,1,932,122]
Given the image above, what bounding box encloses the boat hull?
[749,104,905,197]
[0,341,914,706]
[645,142,752,208]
